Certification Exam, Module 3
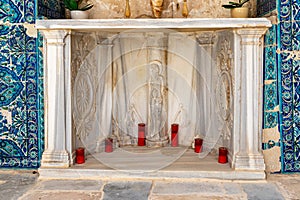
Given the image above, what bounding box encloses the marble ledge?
[36,18,272,32]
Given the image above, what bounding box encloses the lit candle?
[218,147,228,164]
[194,138,203,153]
[105,138,113,153]
[76,147,85,164]
[138,123,146,146]
[171,124,179,147]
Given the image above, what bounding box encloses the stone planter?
[230,7,249,18]
[70,10,89,19]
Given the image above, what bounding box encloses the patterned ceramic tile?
[278,0,300,172]
[24,0,35,23]
[292,21,300,50]
[38,0,65,19]
[265,24,277,46]
[0,0,24,23]
[264,46,277,80]
[257,0,276,17]
[264,82,278,111]
[279,0,292,22]
[292,0,300,20]
[280,22,293,51]
[294,60,300,82]
[264,111,279,129]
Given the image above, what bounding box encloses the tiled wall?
[261,0,300,173]
[277,0,300,173]
[0,0,63,168]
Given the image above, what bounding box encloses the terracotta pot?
[230,7,249,18]
[70,10,89,19]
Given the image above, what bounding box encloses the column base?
[41,150,70,168]
[233,154,265,171]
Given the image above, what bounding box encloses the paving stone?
[241,183,285,200]
[103,181,152,200]
[223,183,243,194]
[152,182,223,195]
[268,174,300,200]
[19,191,102,200]
[0,172,38,200]
[149,195,242,200]
[34,179,103,191]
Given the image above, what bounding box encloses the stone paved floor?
[0,170,299,200]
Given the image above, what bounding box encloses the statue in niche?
[149,88,163,140]
[148,61,167,144]
[150,0,164,18]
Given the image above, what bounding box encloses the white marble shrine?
[36,18,271,178]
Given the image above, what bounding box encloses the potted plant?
[64,0,94,19]
[222,0,250,18]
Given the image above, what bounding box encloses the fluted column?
[40,30,71,167]
[232,28,267,171]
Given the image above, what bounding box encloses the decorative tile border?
[278,0,300,173]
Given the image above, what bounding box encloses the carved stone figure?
[150,0,163,18]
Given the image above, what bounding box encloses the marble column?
[232,28,267,171]
[40,30,71,168]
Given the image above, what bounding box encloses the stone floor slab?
[241,183,285,200]
[152,182,224,195]
[149,195,243,200]
[223,183,243,194]
[0,172,38,200]
[34,179,103,191]
[19,191,102,200]
[103,181,152,200]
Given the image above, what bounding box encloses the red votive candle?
[138,123,146,146]
[171,124,179,147]
[194,138,203,153]
[105,138,113,153]
[76,147,85,164]
[218,147,228,164]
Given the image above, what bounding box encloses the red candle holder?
[76,147,85,164]
[171,124,179,147]
[218,147,228,164]
[138,123,146,146]
[105,138,113,153]
[194,138,203,153]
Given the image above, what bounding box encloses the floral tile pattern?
[0,0,63,168]
[278,0,300,173]
[0,0,39,168]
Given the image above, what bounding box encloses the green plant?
[222,0,250,9]
[64,0,94,11]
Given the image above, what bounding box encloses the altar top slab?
[36,18,271,32]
